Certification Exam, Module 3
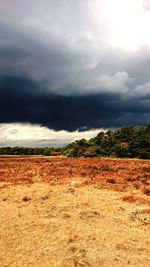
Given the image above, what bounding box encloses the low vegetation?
[0,157,149,195]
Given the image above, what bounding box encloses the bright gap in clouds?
[92,0,150,51]
[0,123,104,147]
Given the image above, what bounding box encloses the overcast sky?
[0,0,150,146]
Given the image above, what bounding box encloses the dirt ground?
[0,156,150,267]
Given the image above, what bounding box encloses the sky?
[0,0,150,147]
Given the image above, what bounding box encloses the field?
[0,156,150,267]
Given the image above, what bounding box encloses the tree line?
[0,124,149,159]
[62,124,150,159]
[0,147,61,156]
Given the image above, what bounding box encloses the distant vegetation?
[0,125,150,159]
[62,124,150,159]
[0,147,61,156]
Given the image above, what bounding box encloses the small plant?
[22,196,31,202]
[106,178,116,184]
[129,210,150,225]
[101,164,110,171]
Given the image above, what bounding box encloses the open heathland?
[0,156,150,266]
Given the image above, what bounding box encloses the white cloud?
[50,71,134,95]
[131,82,150,97]
[91,0,150,51]
[82,71,134,94]
[0,123,104,147]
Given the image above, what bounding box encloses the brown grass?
[0,156,150,267]
[143,187,150,196]
[0,156,149,193]
[122,195,138,203]
[139,209,150,214]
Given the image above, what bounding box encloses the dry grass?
[0,156,150,192]
[0,156,150,266]
[122,195,138,203]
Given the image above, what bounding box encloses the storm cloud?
[0,0,150,133]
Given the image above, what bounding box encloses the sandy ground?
[0,157,150,267]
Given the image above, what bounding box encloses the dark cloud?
[0,75,149,131]
[0,0,150,133]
